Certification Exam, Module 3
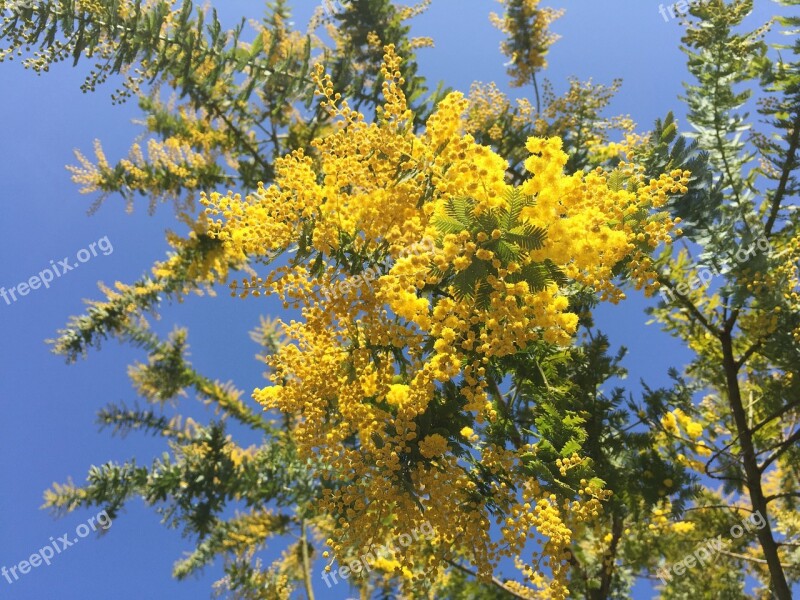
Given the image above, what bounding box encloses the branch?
[704,436,744,482]
[759,428,800,473]
[683,504,758,515]
[596,515,623,599]
[655,274,720,337]
[487,376,523,449]
[765,112,800,238]
[735,338,764,371]
[750,398,800,437]
[717,549,794,569]
[766,492,800,504]
[445,560,531,600]
[300,520,315,600]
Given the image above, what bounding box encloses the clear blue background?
[0,1,785,598]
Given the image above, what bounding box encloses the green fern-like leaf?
[506,224,547,251]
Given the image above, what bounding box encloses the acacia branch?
[655,275,720,337]
[683,504,758,515]
[735,339,764,371]
[446,559,531,600]
[765,112,800,238]
[765,492,800,504]
[759,428,800,473]
[749,398,800,437]
[300,520,315,600]
[720,332,792,598]
[487,375,523,449]
[717,549,794,569]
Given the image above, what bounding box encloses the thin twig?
[300,520,315,600]
[446,559,531,600]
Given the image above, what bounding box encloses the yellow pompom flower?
[419,434,449,458]
[686,421,703,439]
[385,384,410,408]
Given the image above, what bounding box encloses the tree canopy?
[1,0,798,598]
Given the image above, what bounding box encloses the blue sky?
[0,1,785,599]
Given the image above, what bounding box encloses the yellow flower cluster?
[68,140,112,196]
[68,135,215,213]
[219,510,286,552]
[528,145,685,300]
[202,46,683,595]
[418,433,448,458]
[661,408,704,440]
[465,83,513,142]
[126,138,210,187]
[741,232,800,342]
[489,0,564,86]
[647,505,673,533]
[655,407,712,474]
[76,0,105,16]
[151,212,241,291]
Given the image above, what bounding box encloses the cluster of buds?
[2,0,39,11]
